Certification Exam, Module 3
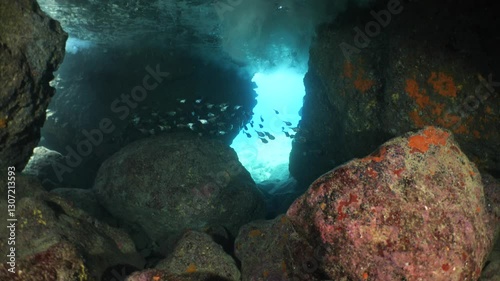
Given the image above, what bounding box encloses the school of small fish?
[128,100,301,144]
[241,110,298,144]
[128,97,250,137]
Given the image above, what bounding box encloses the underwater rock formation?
[0,0,67,171]
[155,230,240,281]
[291,0,500,187]
[235,215,329,281]
[287,127,498,280]
[93,132,266,242]
[0,175,144,280]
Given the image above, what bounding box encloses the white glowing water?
[231,69,305,183]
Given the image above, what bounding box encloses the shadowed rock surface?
[291,0,500,187]
[0,0,67,171]
[0,175,144,280]
[156,230,240,281]
[93,132,266,242]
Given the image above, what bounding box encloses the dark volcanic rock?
[291,0,500,186]
[0,0,67,171]
[93,132,266,242]
[235,215,329,281]
[287,127,498,280]
[155,230,240,281]
[0,175,144,280]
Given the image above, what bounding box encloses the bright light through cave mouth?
[231,68,306,183]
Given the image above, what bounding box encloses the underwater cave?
[0,0,499,280]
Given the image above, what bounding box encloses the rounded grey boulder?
[93,132,265,242]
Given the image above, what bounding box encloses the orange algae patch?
[405,79,430,108]
[436,113,461,129]
[408,127,450,153]
[485,106,493,114]
[363,147,387,163]
[280,216,288,224]
[354,74,375,93]
[249,229,262,238]
[320,202,327,210]
[0,118,6,128]
[442,263,450,271]
[409,110,426,128]
[263,270,269,277]
[428,72,457,97]
[431,102,445,116]
[393,168,405,177]
[343,61,375,93]
[453,124,468,135]
[362,272,369,279]
[186,263,197,273]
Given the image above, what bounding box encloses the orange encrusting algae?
[363,147,387,163]
[427,72,457,97]
[0,118,7,128]
[408,127,450,153]
[409,110,425,128]
[248,229,262,238]
[405,79,430,108]
[343,61,375,93]
[186,263,197,273]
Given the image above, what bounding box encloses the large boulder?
[235,215,328,281]
[287,127,499,280]
[0,175,144,280]
[291,0,500,186]
[93,132,266,242]
[156,230,240,281]
[0,0,67,171]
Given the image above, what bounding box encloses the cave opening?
[231,69,306,183]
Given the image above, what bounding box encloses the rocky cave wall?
[291,0,500,187]
[0,0,67,172]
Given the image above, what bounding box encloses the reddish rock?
[287,127,497,281]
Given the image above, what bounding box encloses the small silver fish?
[166,111,176,116]
[195,98,203,104]
[283,121,292,126]
[255,131,265,138]
[217,130,226,135]
[158,125,171,131]
[206,103,214,109]
[259,138,268,144]
[264,132,275,140]
[178,99,186,103]
[234,105,242,110]
[207,113,215,118]
[198,119,208,125]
